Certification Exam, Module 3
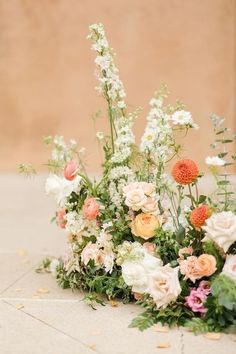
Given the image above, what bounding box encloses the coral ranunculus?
[190,205,212,228]
[83,197,100,220]
[64,160,78,181]
[172,159,199,185]
[131,213,160,240]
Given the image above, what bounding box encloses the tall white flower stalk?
[88,23,135,164]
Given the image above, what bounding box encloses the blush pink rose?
[64,160,78,181]
[56,209,67,229]
[143,242,157,256]
[81,242,99,265]
[83,197,100,220]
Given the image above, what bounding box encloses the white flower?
[103,252,115,273]
[122,261,149,293]
[49,259,60,276]
[96,131,104,140]
[205,156,225,166]
[202,211,236,252]
[148,265,181,309]
[45,175,81,205]
[125,189,147,211]
[222,255,236,282]
[65,211,86,236]
[172,110,193,126]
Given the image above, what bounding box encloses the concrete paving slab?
[0,300,99,354]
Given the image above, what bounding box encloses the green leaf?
[218,152,228,158]
[198,195,207,204]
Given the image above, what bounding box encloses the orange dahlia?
[190,205,212,228]
[172,159,199,185]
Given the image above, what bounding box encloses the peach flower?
[179,254,217,283]
[83,197,100,220]
[143,242,157,256]
[56,209,67,229]
[178,246,193,260]
[123,182,155,196]
[131,213,160,240]
[64,160,78,181]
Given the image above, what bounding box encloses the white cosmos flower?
[205,156,225,166]
[45,174,81,205]
[172,110,193,126]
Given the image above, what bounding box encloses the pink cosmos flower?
[56,209,67,229]
[83,197,100,220]
[64,160,78,181]
[185,288,207,313]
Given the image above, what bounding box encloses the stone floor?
[1,174,236,354]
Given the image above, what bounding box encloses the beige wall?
[0,0,235,173]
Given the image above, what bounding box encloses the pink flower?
[143,242,157,256]
[83,197,100,220]
[185,288,207,313]
[81,242,99,265]
[178,246,193,260]
[198,280,211,295]
[56,209,67,229]
[64,160,78,181]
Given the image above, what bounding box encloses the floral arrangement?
[21,23,236,334]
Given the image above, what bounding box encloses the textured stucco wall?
[0,0,235,172]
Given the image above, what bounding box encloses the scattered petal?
[36,287,50,294]
[157,342,170,348]
[89,344,97,351]
[32,294,41,299]
[152,325,169,333]
[14,288,22,293]
[22,258,30,264]
[15,304,24,310]
[90,330,102,336]
[17,249,27,257]
[203,332,221,340]
[108,300,118,307]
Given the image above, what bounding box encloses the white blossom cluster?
[140,96,173,163]
[108,166,136,208]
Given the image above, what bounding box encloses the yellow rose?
[131,213,160,240]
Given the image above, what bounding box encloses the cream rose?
[131,213,160,240]
[125,189,147,211]
[222,255,236,282]
[123,182,155,196]
[141,197,159,214]
[202,211,236,252]
[121,261,149,293]
[148,265,181,309]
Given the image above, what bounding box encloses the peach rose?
[131,213,160,240]
[179,254,216,282]
[123,182,155,196]
[83,197,100,220]
[143,242,157,256]
[64,160,78,181]
[56,209,67,229]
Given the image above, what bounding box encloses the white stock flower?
[205,156,225,166]
[202,211,236,252]
[45,175,81,205]
[222,255,236,282]
[148,265,181,309]
[96,131,104,140]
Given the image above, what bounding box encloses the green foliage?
[35,257,52,273]
[211,275,236,310]
[185,318,216,334]
[18,163,37,177]
[154,229,180,264]
[130,300,194,331]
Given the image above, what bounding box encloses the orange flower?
[131,213,160,240]
[172,159,199,185]
[190,205,212,228]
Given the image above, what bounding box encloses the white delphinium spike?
[88,23,135,164]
